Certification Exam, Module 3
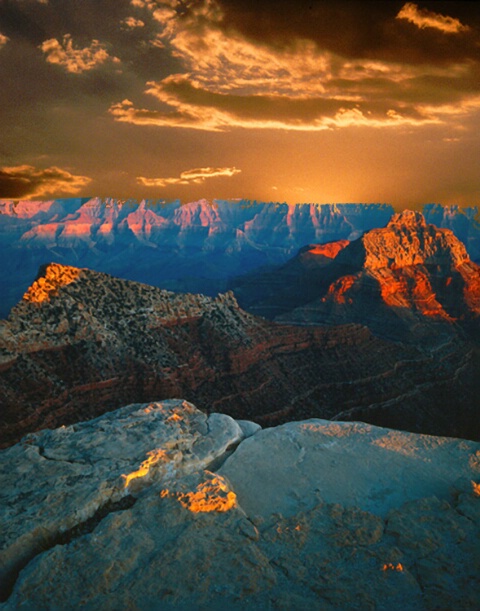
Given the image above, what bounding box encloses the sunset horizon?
[1,1,479,208]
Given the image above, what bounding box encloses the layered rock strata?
[0,199,395,318]
[230,212,480,439]
[1,400,479,610]
[6,262,472,446]
[235,210,480,342]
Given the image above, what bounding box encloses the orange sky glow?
[0,1,479,209]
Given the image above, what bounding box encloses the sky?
[0,0,479,209]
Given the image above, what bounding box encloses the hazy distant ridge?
[1,199,478,318]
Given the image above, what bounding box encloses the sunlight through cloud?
[109,0,479,133]
[396,3,470,34]
[137,166,241,187]
[40,34,120,73]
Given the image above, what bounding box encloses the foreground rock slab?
[1,401,479,610]
[0,400,246,603]
[219,419,480,517]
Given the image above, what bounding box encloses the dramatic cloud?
[110,78,435,133]
[1,0,479,206]
[137,166,241,187]
[0,33,9,49]
[396,3,470,34]
[108,0,480,133]
[39,34,119,73]
[0,165,92,199]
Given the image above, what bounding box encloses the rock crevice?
[1,400,479,610]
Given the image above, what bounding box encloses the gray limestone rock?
[0,400,244,603]
[235,419,262,438]
[1,403,479,610]
[219,419,480,518]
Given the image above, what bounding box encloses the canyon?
[1,250,479,445]
[1,209,480,445]
[1,202,479,609]
[1,199,479,319]
[231,211,480,437]
[0,262,445,445]
[234,210,480,340]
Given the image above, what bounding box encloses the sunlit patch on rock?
[161,471,237,513]
[23,263,81,304]
[122,449,169,488]
[382,563,404,572]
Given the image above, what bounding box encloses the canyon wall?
[234,211,480,340]
[1,260,479,446]
[3,199,477,318]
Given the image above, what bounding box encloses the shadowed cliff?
[1,254,479,445]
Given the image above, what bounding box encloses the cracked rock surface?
[0,400,246,603]
[1,400,479,610]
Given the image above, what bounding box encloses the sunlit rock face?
[1,400,479,610]
[1,200,479,319]
[237,211,480,341]
[314,211,480,332]
[22,263,81,304]
[0,199,399,318]
[327,210,480,327]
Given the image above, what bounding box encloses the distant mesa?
[234,209,480,342]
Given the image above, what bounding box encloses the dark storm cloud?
[0,0,50,44]
[3,0,478,129]
[0,165,91,198]
[216,1,480,65]
[105,1,480,133]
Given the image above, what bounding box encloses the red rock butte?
[362,210,470,271]
[322,209,480,321]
